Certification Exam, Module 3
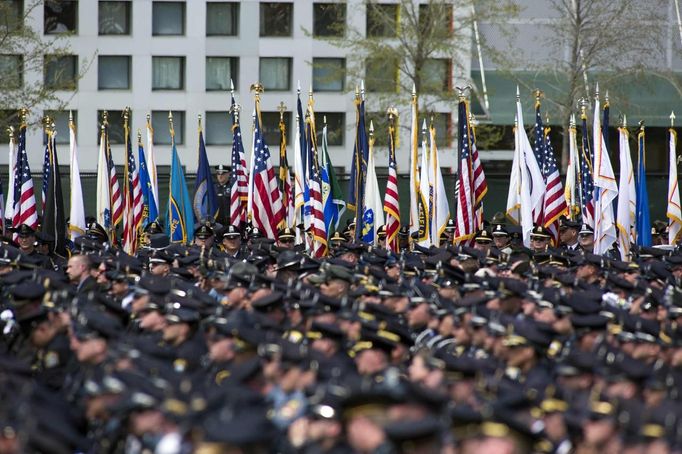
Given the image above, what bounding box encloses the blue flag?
[193,130,218,221]
[167,140,194,243]
[138,142,158,226]
[351,98,369,241]
[635,127,651,246]
[320,123,345,235]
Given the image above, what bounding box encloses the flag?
[418,120,431,245]
[122,113,144,254]
[470,115,488,229]
[616,120,636,260]
[564,115,579,220]
[429,124,450,246]
[251,103,284,240]
[350,89,369,241]
[41,135,50,215]
[193,127,219,221]
[531,100,547,224]
[305,108,327,256]
[592,96,617,255]
[137,136,158,227]
[635,126,651,246]
[320,121,345,235]
[96,125,112,230]
[167,118,194,244]
[362,122,384,244]
[278,111,294,228]
[68,115,86,240]
[146,116,159,212]
[12,122,38,231]
[293,93,308,234]
[6,128,17,223]
[668,126,682,245]
[542,126,567,243]
[384,114,400,251]
[228,96,248,227]
[506,115,522,225]
[409,91,422,237]
[516,92,545,246]
[42,127,66,257]
[107,126,123,231]
[580,112,595,228]
[454,99,475,244]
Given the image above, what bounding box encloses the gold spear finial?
[250,82,264,99]
[198,113,202,130]
[103,110,109,126]
[278,101,287,121]
[168,111,175,137]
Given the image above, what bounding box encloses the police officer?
[215,164,231,226]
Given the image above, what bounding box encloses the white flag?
[363,127,384,245]
[506,115,522,225]
[146,117,159,210]
[616,123,636,260]
[429,125,450,246]
[418,121,431,246]
[516,94,545,246]
[409,93,420,236]
[592,97,618,255]
[667,127,682,245]
[6,132,17,221]
[96,128,112,228]
[69,118,86,240]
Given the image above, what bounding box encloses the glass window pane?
[152,111,184,145]
[365,112,389,147]
[152,2,184,36]
[44,110,75,145]
[421,59,449,93]
[0,55,23,89]
[97,110,130,145]
[44,0,78,34]
[366,3,397,38]
[312,58,344,92]
[206,2,238,36]
[206,57,237,91]
[260,112,291,147]
[99,1,131,35]
[315,112,344,146]
[260,57,291,91]
[313,3,345,37]
[260,2,292,37]
[429,112,451,147]
[98,55,130,89]
[2,0,24,33]
[0,111,18,142]
[366,57,397,93]
[205,111,234,146]
[152,56,184,90]
[419,4,452,38]
[44,55,78,90]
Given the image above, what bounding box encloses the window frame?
[0,55,23,89]
[259,2,293,37]
[206,2,239,36]
[98,0,132,35]
[259,57,292,92]
[312,57,345,92]
[152,1,186,36]
[152,56,185,91]
[44,54,78,90]
[151,110,185,145]
[44,0,78,35]
[98,55,131,90]
[313,2,346,38]
[205,56,238,91]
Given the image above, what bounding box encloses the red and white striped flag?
[384,113,400,251]
[105,121,123,232]
[229,98,249,227]
[454,99,475,244]
[542,126,567,243]
[470,115,488,231]
[122,112,143,254]
[305,108,328,257]
[251,105,283,240]
[12,122,38,232]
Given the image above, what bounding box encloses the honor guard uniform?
[214,165,232,226]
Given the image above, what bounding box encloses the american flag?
[532,104,546,223]
[121,120,143,254]
[106,126,123,230]
[470,115,488,230]
[580,114,595,227]
[542,128,567,243]
[454,99,475,244]
[384,116,400,251]
[305,111,327,257]
[229,97,248,227]
[252,110,283,239]
[12,124,38,231]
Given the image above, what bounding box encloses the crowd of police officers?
[1,166,682,453]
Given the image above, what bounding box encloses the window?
[152,56,184,90]
[421,59,450,93]
[419,3,452,38]
[206,2,238,36]
[0,55,23,89]
[260,57,291,91]
[429,112,451,147]
[44,55,78,90]
[315,112,345,146]
[152,111,184,145]
[206,57,238,91]
[0,110,18,142]
[44,0,78,34]
[99,1,131,35]
[260,112,291,147]
[205,111,234,146]
[98,55,131,89]
[152,1,184,36]
[44,110,75,145]
[97,110,130,145]
[313,3,345,37]
[366,3,398,38]
[366,112,390,147]
[312,58,345,92]
[2,0,24,33]
[260,2,292,37]
[366,57,398,93]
